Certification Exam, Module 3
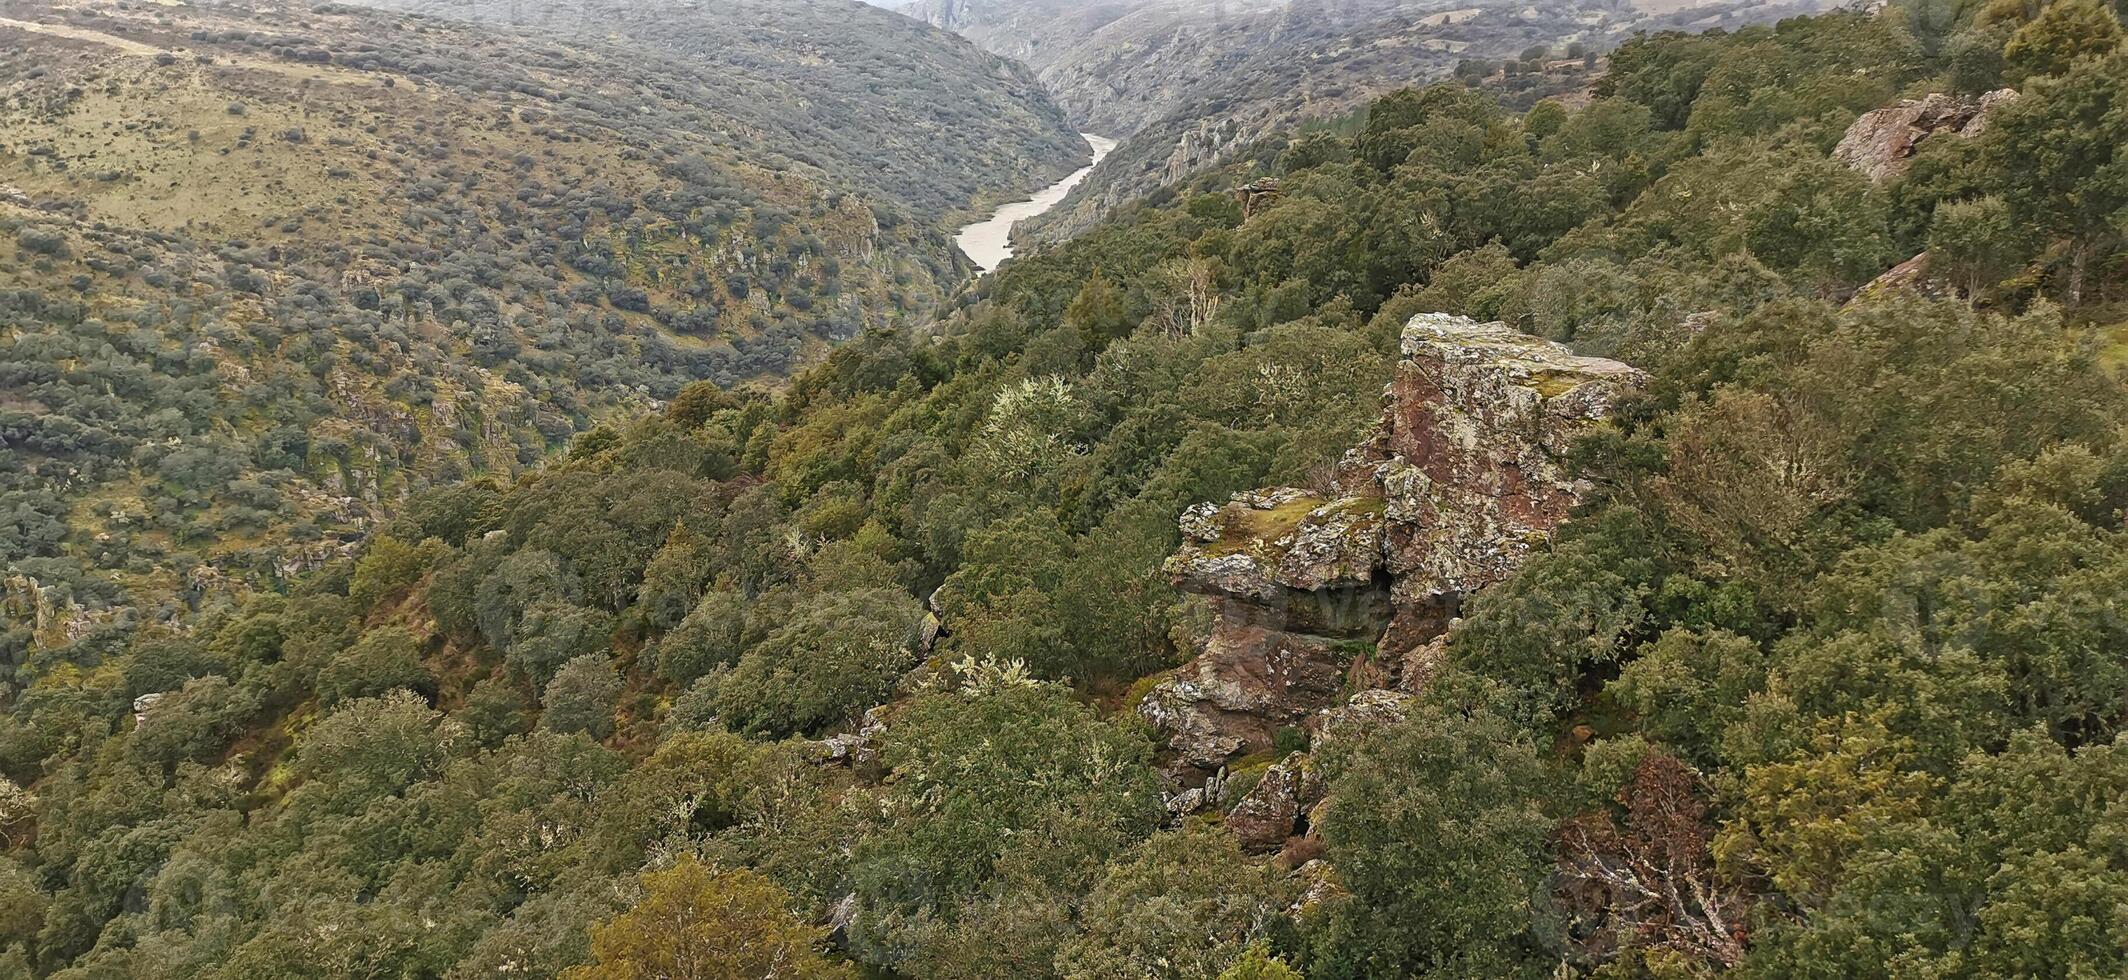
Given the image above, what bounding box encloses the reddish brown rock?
[1833,89,2017,183]
[1362,314,1644,605]
[1138,621,1350,773]
[1226,753,1322,851]
[1141,315,1643,782]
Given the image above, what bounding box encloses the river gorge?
[954,133,1117,273]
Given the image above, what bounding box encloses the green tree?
[1986,49,2128,301]
[565,860,852,980]
[125,674,259,771]
[542,654,624,739]
[1308,695,1555,977]
[2002,0,2124,82]
[1056,824,1296,980]
[1947,25,2012,93]
[654,589,749,686]
[511,601,617,688]
[476,549,577,652]
[850,678,1162,975]
[1598,31,1725,129]
[461,675,533,746]
[1218,943,1303,980]
[1927,194,2024,295]
[712,587,922,738]
[1608,629,1768,767]
[290,690,467,812]
[636,521,711,631]
[0,857,46,949]
[349,536,449,611]
[317,625,433,706]
[1066,273,1135,348]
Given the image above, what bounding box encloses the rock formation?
[1141,314,1645,843]
[1853,251,1958,303]
[1833,89,2016,183]
[1224,689,1413,851]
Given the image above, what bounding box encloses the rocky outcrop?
[1141,314,1644,793]
[4,573,121,648]
[1833,89,2016,183]
[1227,751,1321,850]
[1233,178,1283,219]
[1854,251,1959,302]
[1137,620,1356,773]
[1224,689,1413,851]
[1149,488,1389,776]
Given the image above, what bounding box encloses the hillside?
[909,0,1838,244]
[354,0,1088,221]
[4,2,2125,977]
[0,0,1080,656]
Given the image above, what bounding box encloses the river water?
[954,133,1117,274]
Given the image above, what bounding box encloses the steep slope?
[909,0,1836,244]
[0,0,1078,651]
[353,0,1088,221]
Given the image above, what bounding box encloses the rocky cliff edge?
[1142,313,1646,844]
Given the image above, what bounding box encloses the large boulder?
[1140,315,1643,781]
[1365,314,1644,605]
[1226,752,1321,851]
[1138,621,1351,773]
[1833,89,2016,183]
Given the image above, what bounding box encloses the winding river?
[955,133,1117,274]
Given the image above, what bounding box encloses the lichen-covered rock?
[1163,769,1230,820]
[1289,858,1345,914]
[1313,689,1416,749]
[1365,314,1644,604]
[1139,621,1349,772]
[1833,89,2017,183]
[132,692,170,728]
[1226,752,1324,851]
[1170,489,1386,599]
[1141,315,1641,781]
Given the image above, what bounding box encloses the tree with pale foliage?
[0,777,33,847]
[565,859,852,980]
[1219,943,1304,980]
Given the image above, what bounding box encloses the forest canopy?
[3,1,2127,977]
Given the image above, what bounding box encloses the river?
[954,133,1117,274]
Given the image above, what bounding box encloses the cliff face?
[1143,314,1644,841]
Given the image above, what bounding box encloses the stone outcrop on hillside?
[1370,315,1644,606]
[1833,89,2016,183]
[1224,689,1414,850]
[1141,314,1644,842]
[1148,488,1389,774]
[1854,251,1959,302]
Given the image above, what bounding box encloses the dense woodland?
[4,0,2128,977]
[0,0,1079,657]
[997,0,1841,244]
